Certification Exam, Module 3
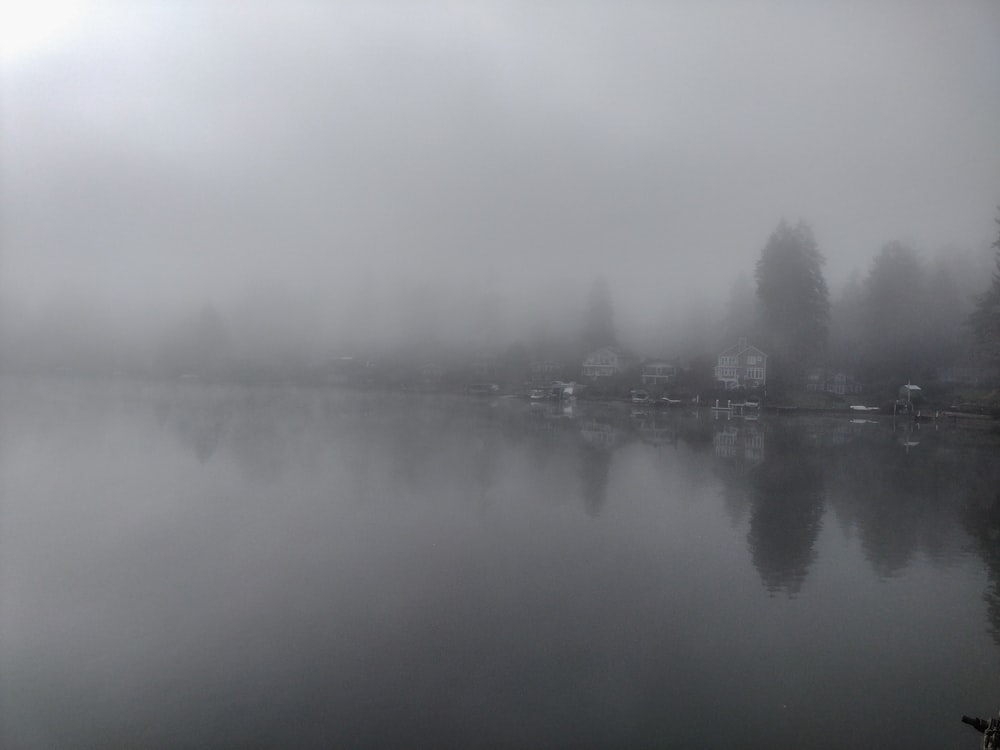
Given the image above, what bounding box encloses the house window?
[747,367,764,380]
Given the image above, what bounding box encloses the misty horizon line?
[2,214,996,383]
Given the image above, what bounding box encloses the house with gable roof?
[582,346,637,380]
[714,337,767,390]
[640,359,678,387]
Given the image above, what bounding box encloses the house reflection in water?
[577,417,620,516]
[713,422,764,467]
[580,417,619,449]
[631,412,679,448]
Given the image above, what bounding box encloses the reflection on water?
[713,422,764,465]
[747,428,825,596]
[1,379,999,748]
[962,471,1000,646]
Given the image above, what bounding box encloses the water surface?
[1,379,998,748]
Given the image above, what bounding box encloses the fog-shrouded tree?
[195,304,230,361]
[828,269,865,372]
[857,241,929,382]
[475,283,503,349]
[754,220,830,381]
[724,270,759,343]
[923,255,968,370]
[968,210,1000,364]
[581,275,617,352]
[157,303,232,378]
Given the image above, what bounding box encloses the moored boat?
[657,396,683,407]
[467,383,499,396]
[529,381,576,401]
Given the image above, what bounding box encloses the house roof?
[587,345,623,355]
[718,341,766,358]
[584,345,632,360]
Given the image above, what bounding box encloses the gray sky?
[3,0,1000,339]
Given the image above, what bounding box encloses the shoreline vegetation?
[4,370,998,427]
[4,216,999,421]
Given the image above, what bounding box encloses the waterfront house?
[582,346,636,379]
[529,360,564,382]
[640,359,678,387]
[714,338,767,390]
[419,362,445,384]
[805,368,862,395]
[469,355,501,381]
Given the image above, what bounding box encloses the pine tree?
[857,241,927,381]
[968,209,1000,363]
[754,220,830,374]
[582,276,616,352]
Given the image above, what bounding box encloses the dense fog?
[2,1,999,380]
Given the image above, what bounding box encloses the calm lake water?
[2,379,998,749]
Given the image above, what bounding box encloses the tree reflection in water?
[138,385,1000,640]
[578,416,619,517]
[578,446,613,517]
[962,466,1000,646]
[746,424,825,596]
[4,381,1000,750]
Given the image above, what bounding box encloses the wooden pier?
[710,399,759,418]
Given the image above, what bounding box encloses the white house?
[805,368,862,395]
[419,362,445,383]
[714,338,767,390]
[469,355,501,380]
[640,359,678,387]
[582,346,635,379]
[529,360,564,382]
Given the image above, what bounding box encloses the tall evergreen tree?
[724,271,759,343]
[857,241,928,381]
[968,209,1000,364]
[754,221,830,374]
[582,275,616,352]
[828,269,864,372]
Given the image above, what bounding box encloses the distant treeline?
[3,216,999,398]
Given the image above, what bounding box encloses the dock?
[710,399,760,418]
